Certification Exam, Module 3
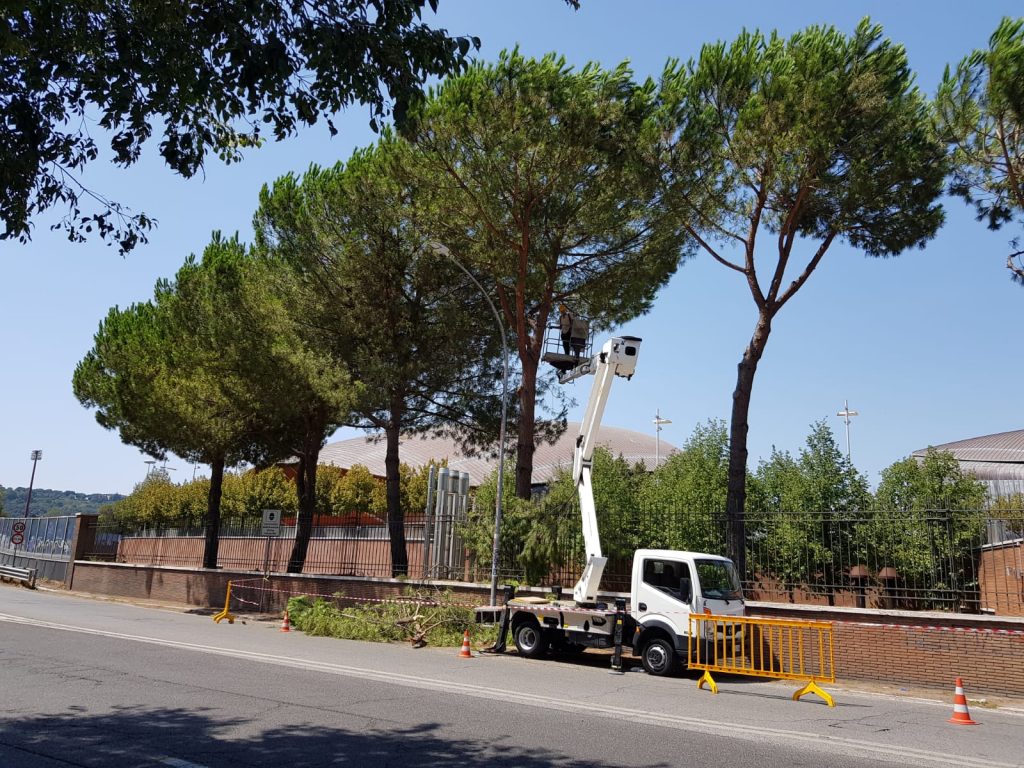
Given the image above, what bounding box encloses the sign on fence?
[260,509,281,537]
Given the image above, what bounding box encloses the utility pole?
[23,450,42,518]
[836,400,859,462]
[652,410,672,468]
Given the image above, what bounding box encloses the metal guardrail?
[688,613,836,706]
[0,564,37,588]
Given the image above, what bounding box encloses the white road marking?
[0,612,1017,768]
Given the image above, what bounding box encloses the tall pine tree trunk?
[726,310,773,580]
[202,455,225,569]
[514,352,539,499]
[384,422,407,576]
[288,431,321,573]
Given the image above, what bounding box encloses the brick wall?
[978,541,1024,616]
[68,562,490,614]
[113,536,435,577]
[68,561,1024,697]
[751,603,1024,696]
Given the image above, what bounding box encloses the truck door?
[635,557,692,638]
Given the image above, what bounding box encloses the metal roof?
[318,423,677,487]
[912,429,1024,465]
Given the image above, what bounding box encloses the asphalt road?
[1,586,1021,768]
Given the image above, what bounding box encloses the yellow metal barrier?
[212,580,236,624]
[688,613,836,706]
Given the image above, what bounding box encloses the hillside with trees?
[1,486,124,518]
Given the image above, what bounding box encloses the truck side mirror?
[679,577,692,603]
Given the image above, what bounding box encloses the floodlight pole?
[837,399,859,462]
[429,243,509,607]
[23,450,42,518]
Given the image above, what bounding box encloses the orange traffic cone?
[948,678,978,725]
[280,610,291,633]
[458,630,473,658]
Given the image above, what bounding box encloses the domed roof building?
[912,428,1024,499]
[318,422,676,489]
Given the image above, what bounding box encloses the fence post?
[64,514,99,590]
[431,468,449,578]
[456,471,470,580]
[422,465,436,578]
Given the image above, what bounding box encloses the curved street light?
[428,243,509,607]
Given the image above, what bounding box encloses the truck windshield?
[695,559,742,601]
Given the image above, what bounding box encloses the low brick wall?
[67,561,1024,697]
[750,602,1024,697]
[67,561,490,614]
[114,536,441,578]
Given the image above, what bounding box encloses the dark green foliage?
[1,486,124,518]
[464,421,991,612]
[935,17,1024,283]
[73,233,353,567]
[746,421,870,600]
[1,0,483,252]
[466,427,733,585]
[853,449,988,609]
[639,420,731,554]
[657,19,947,572]
[103,463,432,529]
[873,448,987,511]
[406,48,690,499]
[749,421,871,514]
[254,136,504,575]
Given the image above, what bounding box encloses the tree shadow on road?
[0,705,671,768]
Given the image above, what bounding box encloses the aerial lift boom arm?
[567,336,641,605]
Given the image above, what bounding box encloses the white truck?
[486,335,745,676]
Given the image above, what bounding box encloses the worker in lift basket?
[559,303,573,354]
[570,316,588,359]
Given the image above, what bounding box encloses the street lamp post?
[836,399,859,462]
[429,243,509,607]
[23,450,42,518]
[652,410,672,468]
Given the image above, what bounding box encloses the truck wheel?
[641,637,678,677]
[513,620,548,659]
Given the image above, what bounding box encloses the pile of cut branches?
[286,587,497,648]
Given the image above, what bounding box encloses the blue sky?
[2,1,1022,496]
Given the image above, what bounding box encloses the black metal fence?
[93,503,1024,616]
[478,501,1024,615]
[92,512,466,579]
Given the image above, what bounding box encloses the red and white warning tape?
[225,579,1024,636]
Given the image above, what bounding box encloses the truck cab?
[631,550,744,675]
